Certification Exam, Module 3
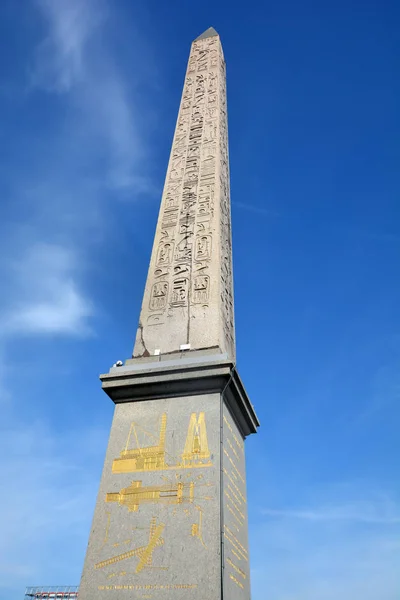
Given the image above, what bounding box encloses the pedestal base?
[78,350,258,600]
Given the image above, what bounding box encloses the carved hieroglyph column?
[133,27,235,361]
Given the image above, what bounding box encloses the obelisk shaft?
[133,29,235,361]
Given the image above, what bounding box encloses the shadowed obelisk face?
[133,28,235,361]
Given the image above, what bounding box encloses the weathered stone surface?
[132,27,235,361]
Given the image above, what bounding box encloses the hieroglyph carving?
[134,32,236,357]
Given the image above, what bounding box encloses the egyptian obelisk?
[78,27,259,600]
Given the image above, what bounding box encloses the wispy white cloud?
[0,0,154,342]
[2,243,93,336]
[31,0,149,191]
[32,0,101,92]
[251,486,400,600]
[262,500,400,524]
[233,200,280,217]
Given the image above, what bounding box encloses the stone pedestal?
[78,350,258,599]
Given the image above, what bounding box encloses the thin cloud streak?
[252,489,400,600]
[32,0,102,92]
[233,200,280,217]
[262,505,400,524]
[234,201,400,243]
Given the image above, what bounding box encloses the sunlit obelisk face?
[132,27,235,362]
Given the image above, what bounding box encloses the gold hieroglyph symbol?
[106,480,195,512]
[112,414,168,473]
[112,412,212,474]
[181,412,212,468]
[191,506,206,548]
[95,517,165,573]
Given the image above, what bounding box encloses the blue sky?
[0,0,399,598]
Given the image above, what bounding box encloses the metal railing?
[25,587,79,599]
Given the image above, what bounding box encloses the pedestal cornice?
[100,351,259,438]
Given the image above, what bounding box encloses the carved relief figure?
[174,264,189,277]
[181,198,196,213]
[177,116,189,136]
[175,238,192,262]
[157,242,173,266]
[171,278,189,306]
[154,268,169,279]
[202,142,216,161]
[197,53,209,71]
[195,235,212,260]
[183,180,197,196]
[204,121,217,142]
[196,221,210,234]
[161,210,178,228]
[198,200,211,216]
[208,71,217,93]
[165,192,179,210]
[147,314,164,326]
[179,220,194,236]
[206,106,217,120]
[193,95,205,112]
[188,144,200,158]
[193,275,210,304]
[201,157,215,178]
[149,282,168,311]
[195,74,206,94]
[199,183,214,200]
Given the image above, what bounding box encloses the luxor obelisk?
[78,27,259,600]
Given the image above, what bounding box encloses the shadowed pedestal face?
[78,27,259,600]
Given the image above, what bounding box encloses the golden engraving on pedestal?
[223,448,245,484]
[224,490,245,521]
[229,574,244,589]
[112,412,213,473]
[95,517,165,573]
[106,480,195,511]
[191,506,206,548]
[106,477,213,513]
[223,468,246,503]
[223,415,244,452]
[226,502,244,528]
[224,525,248,562]
[112,414,168,473]
[227,557,246,579]
[181,412,212,468]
